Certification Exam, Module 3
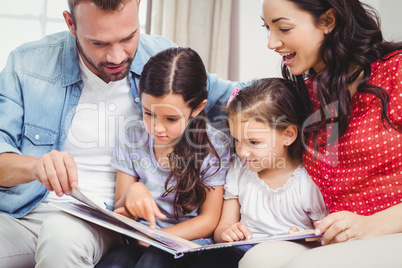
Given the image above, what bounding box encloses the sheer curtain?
[150,0,233,79]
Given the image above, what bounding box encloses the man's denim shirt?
[0,31,244,218]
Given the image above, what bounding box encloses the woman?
[240,0,402,267]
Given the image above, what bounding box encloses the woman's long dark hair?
[139,47,220,219]
[282,0,402,150]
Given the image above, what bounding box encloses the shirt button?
[35,134,40,140]
[324,174,329,179]
[134,97,140,103]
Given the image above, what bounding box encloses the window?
[0,0,149,70]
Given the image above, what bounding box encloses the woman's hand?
[315,211,382,245]
[221,222,252,242]
[115,182,166,229]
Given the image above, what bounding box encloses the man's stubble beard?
[76,38,133,83]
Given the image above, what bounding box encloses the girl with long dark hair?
[98,47,231,267]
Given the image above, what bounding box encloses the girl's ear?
[320,8,336,35]
[191,99,207,117]
[282,125,298,147]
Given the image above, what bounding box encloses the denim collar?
[62,33,82,87]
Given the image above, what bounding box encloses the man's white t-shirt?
[44,56,141,206]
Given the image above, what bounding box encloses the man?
[0,0,243,267]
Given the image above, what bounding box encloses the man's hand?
[31,150,78,196]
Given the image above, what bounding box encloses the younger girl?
[97,47,231,267]
[195,78,329,268]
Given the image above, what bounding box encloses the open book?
[49,188,321,259]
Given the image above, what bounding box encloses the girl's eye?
[167,118,179,122]
[280,28,291,32]
[144,111,154,117]
[250,141,260,145]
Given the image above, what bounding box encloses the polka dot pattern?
[303,51,402,216]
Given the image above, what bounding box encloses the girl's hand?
[315,211,381,245]
[288,226,300,234]
[123,182,166,229]
[114,207,137,219]
[221,222,252,242]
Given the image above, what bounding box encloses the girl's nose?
[237,146,250,158]
[153,118,165,133]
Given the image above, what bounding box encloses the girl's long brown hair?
[139,47,221,219]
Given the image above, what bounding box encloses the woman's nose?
[267,31,282,50]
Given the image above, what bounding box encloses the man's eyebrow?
[87,28,138,44]
[121,29,138,42]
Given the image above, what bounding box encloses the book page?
[50,188,321,258]
[52,188,200,251]
[182,229,321,254]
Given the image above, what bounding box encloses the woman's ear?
[191,99,207,117]
[282,125,298,147]
[320,8,336,34]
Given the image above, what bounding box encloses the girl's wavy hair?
[226,78,308,164]
[139,47,221,219]
[282,0,402,150]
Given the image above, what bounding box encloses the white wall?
[234,0,402,82]
[230,0,282,82]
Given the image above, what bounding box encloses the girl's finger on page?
[114,207,125,214]
[239,224,252,240]
[226,228,240,241]
[233,225,245,240]
[144,203,157,229]
[288,226,299,234]
[115,207,132,218]
[222,233,234,242]
[153,201,166,219]
[125,203,139,218]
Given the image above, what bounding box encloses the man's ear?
[282,125,298,147]
[320,8,336,34]
[63,11,76,37]
[191,99,208,118]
